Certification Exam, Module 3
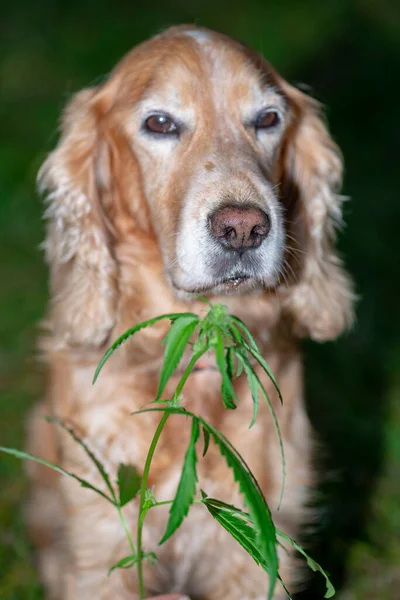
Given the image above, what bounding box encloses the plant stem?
[136,411,169,599]
[117,504,137,558]
[136,347,207,599]
[152,499,173,507]
[150,497,205,509]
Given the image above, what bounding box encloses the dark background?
[0,1,399,598]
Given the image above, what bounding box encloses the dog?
[26,25,354,600]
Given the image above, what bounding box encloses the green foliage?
[137,405,279,599]
[276,530,335,598]
[156,313,200,400]
[96,303,285,477]
[117,464,141,507]
[1,302,336,599]
[109,551,156,575]
[45,416,117,503]
[202,426,211,457]
[200,414,278,598]
[200,493,269,570]
[0,422,141,576]
[201,494,335,599]
[234,346,286,504]
[93,313,193,384]
[241,354,260,428]
[109,554,137,574]
[212,328,238,409]
[160,418,200,544]
[0,446,115,505]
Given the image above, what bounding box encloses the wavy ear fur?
[279,84,355,341]
[39,88,118,347]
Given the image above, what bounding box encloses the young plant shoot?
[1,302,334,599]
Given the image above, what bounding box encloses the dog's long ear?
[39,87,118,347]
[279,84,355,341]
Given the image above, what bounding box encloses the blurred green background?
[0,1,399,598]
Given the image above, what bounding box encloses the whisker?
[284,232,302,245]
[283,260,296,282]
[285,247,304,268]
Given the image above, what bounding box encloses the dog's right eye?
[144,114,178,135]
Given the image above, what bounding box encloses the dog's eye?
[255,109,280,130]
[145,114,178,135]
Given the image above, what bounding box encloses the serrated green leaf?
[200,495,245,513]
[200,497,294,599]
[135,407,278,599]
[117,463,141,507]
[200,490,292,600]
[233,348,286,509]
[201,496,268,570]
[244,343,283,405]
[213,329,237,409]
[202,426,210,457]
[93,312,197,384]
[201,418,278,599]
[108,554,137,574]
[46,417,117,503]
[244,365,259,429]
[277,574,294,599]
[108,551,155,576]
[235,350,244,377]
[156,314,200,400]
[228,316,282,405]
[0,446,115,505]
[159,418,200,544]
[226,346,235,380]
[229,316,259,350]
[277,530,335,598]
[227,322,243,345]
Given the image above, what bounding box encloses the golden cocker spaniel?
[26,25,354,600]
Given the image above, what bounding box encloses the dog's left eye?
[145,114,178,135]
[255,109,281,130]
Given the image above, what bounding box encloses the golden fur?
[26,25,354,599]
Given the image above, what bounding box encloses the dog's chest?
[66,355,276,494]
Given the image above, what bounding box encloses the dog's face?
[39,26,354,347]
[126,32,287,295]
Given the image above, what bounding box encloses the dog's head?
[39,26,354,347]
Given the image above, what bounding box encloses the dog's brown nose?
[209,205,270,253]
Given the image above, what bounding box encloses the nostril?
[209,204,270,252]
[250,219,270,246]
[223,227,236,241]
[252,222,269,237]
